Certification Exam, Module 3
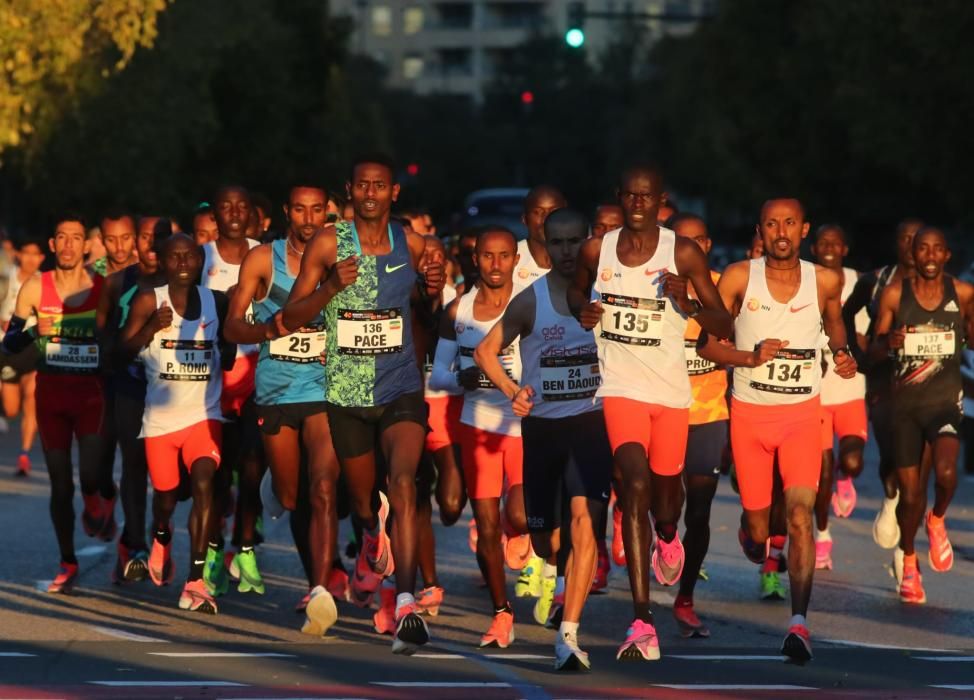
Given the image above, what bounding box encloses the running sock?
[904,552,918,566]
[789,614,807,629]
[189,556,206,581]
[494,601,513,616]
[542,562,557,579]
[674,593,693,609]
[208,539,223,551]
[815,527,831,542]
[240,545,254,555]
[657,521,677,543]
[554,576,565,597]
[154,528,172,546]
[559,620,579,637]
[395,592,416,617]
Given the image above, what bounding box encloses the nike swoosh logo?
[789,303,812,313]
[645,267,669,277]
[201,320,216,329]
[385,263,408,274]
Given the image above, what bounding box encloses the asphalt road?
[1,420,973,699]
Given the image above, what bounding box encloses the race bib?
[269,325,326,363]
[685,340,718,376]
[336,308,404,356]
[600,293,664,346]
[45,336,99,371]
[540,354,600,401]
[750,348,816,395]
[903,329,955,358]
[459,345,516,389]
[159,339,213,381]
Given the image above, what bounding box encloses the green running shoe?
[532,576,556,625]
[204,546,229,597]
[515,555,543,598]
[760,571,787,601]
[233,550,265,595]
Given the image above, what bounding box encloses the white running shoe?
[872,493,900,549]
[555,630,591,671]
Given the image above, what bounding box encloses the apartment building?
[331,0,711,101]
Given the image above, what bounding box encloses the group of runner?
[2,155,971,671]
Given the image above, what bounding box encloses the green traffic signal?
[565,28,585,48]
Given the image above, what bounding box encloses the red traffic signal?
[520,90,534,105]
[406,163,420,176]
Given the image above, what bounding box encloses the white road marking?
[413,653,466,659]
[89,626,168,643]
[667,654,784,660]
[917,656,974,662]
[35,581,52,592]
[89,681,247,687]
[655,685,816,690]
[76,545,107,557]
[372,682,512,688]
[149,652,295,658]
[0,652,37,657]
[933,686,974,691]
[483,654,552,660]
[823,639,955,653]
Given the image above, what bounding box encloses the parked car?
[459,188,529,240]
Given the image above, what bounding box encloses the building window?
[403,6,424,34]
[403,55,424,80]
[371,5,393,36]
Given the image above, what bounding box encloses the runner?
[515,185,567,289]
[283,153,445,654]
[429,226,528,648]
[842,218,922,549]
[870,226,973,604]
[224,183,342,635]
[668,212,728,638]
[2,214,114,593]
[0,238,44,477]
[475,208,610,670]
[97,216,172,583]
[591,203,624,239]
[92,211,139,276]
[707,197,857,661]
[193,205,219,246]
[121,233,234,613]
[200,185,265,598]
[568,165,731,662]
[810,224,869,569]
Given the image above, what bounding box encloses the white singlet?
[455,288,521,436]
[592,227,690,408]
[0,267,36,328]
[514,239,550,289]
[821,266,867,406]
[201,239,259,357]
[140,286,224,438]
[733,257,826,405]
[518,277,601,419]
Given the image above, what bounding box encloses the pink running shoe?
[591,540,610,593]
[832,476,857,518]
[651,533,685,586]
[416,585,444,616]
[616,619,660,661]
[814,538,833,570]
[468,518,478,553]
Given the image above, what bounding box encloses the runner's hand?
[326,256,359,294]
[421,246,446,296]
[511,385,535,417]
[263,311,289,341]
[579,300,604,330]
[888,327,906,350]
[833,348,858,379]
[659,272,693,314]
[750,338,787,367]
[458,367,482,390]
[37,315,55,337]
[151,301,174,333]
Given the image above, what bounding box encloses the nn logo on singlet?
[746,297,772,312]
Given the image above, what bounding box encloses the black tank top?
[893,276,964,403]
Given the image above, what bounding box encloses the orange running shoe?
[417,585,444,616]
[504,533,532,571]
[373,586,396,635]
[480,609,515,648]
[925,511,954,572]
[899,555,927,604]
[47,562,79,594]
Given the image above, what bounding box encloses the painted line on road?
[0,652,37,657]
[933,686,974,691]
[89,681,247,687]
[76,545,107,557]
[666,654,784,661]
[414,653,552,661]
[413,653,466,659]
[373,682,512,688]
[655,685,816,691]
[823,639,955,653]
[89,625,168,643]
[916,656,974,662]
[149,652,295,658]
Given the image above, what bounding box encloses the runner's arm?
[842,272,874,366]
[820,267,857,377]
[674,238,732,339]
[428,299,461,392]
[567,238,603,329]
[224,245,281,345]
[868,283,903,364]
[1,276,40,354]
[213,290,237,371]
[474,286,536,400]
[119,289,165,360]
[282,228,344,332]
[408,233,446,304]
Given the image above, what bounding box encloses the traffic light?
[565,2,585,48]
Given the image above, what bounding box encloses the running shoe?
[652,532,685,586]
[738,526,769,564]
[781,624,812,662]
[349,547,382,607]
[97,491,118,542]
[591,541,610,593]
[760,571,787,600]
[233,550,265,594]
[545,593,564,629]
[872,492,900,549]
[468,518,478,553]
[364,491,394,577]
[392,603,430,655]
[295,589,311,613]
[698,564,710,581]
[259,469,285,520]
[504,533,532,571]
[148,537,173,586]
[480,609,515,648]
[611,501,626,566]
[515,555,543,598]
[373,586,396,635]
[925,511,954,572]
[673,602,710,638]
[47,562,79,594]
[203,546,229,596]
[302,585,338,636]
[554,630,591,671]
[179,579,218,614]
[899,557,926,604]
[832,476,857,518]
[892,547,905,588]
[326,567,349,602]
[814,533,833,570]
[112,540,148,584]
[615,619,660,661]
[15,453,30,478]
[416,585,444,616]
[81,493,104,538]
[533,576,556,625]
